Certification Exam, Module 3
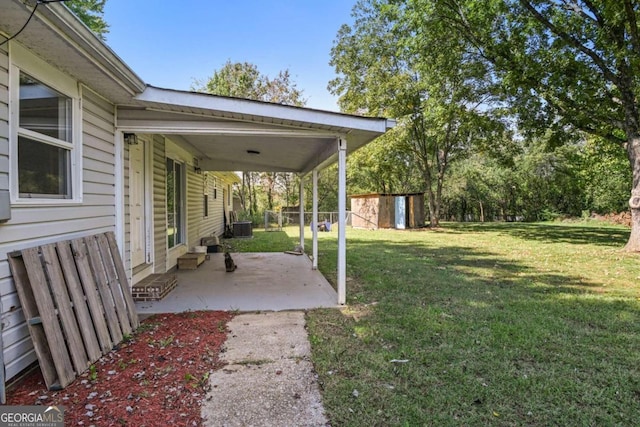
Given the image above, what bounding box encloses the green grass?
[255,222,638,426]
[222,229,298,253]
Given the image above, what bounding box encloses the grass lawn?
[231,222,640,426]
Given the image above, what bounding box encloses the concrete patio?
[135,252,339,313]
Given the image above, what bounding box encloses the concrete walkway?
[202,311,328,426]
[135,253,338,313]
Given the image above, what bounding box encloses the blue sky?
[102,0,357,111]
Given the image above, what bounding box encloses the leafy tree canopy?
[192,60,306,106]
[66,0,109,40]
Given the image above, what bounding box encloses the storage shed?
[350,193,425,230]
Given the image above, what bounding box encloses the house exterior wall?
[145,136,234,275]
[0,43,117,381]
[197,173,229,240]
[186,167,204,247]
[0,45,8,193]
[152,135,166,274]
[0,42,9,394]
[184,170,232,253]
[0,52,235,378]
[122,134,131,273]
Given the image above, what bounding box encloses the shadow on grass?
[343,239,604,304]
[445,221,630,248]
[306,228,640,426]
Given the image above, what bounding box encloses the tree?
[66,0,109,40]
[305,165,339,212]
[579,137,631,214]
[439,0,640,250]
[443,154,507,222]
[192,60,306,106]
[347,127,422,195]
[329,0,506,226]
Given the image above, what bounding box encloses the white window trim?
[9,42,83,205]
[165,138,191,250]
[166,155,186,250]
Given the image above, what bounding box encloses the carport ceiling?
[117,86,394,174]
[179,134,332,172]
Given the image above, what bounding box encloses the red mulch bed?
[6,310,234,426]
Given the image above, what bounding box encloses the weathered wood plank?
[95,234,132,335]
[40,244,89,374]
[83,236,123,343]
[5,232,139,391]
[105,232,139,328]
[70,238,112,353]
[56,242,102,363]
[20,248,75,389]
[7,252,58,388]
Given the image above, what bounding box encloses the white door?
[395,196,406,229]
[130,140,147,267]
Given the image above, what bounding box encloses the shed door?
[395,196,406,229]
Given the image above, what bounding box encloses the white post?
[312,169,319,270]
[299,174,305,249]
[337,138,347,304]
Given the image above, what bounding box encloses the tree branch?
[576,0,605,26]
[519,0,620,86]
[623,0,640,56]
[560,0,600,25]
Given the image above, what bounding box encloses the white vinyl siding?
[152,135,167,274]
[151,137,232,271]
[1,45,10,192]
[0,43,9,399]
[188,172,228,249]
[0,70,116,381]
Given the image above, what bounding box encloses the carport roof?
[119,86,395,174]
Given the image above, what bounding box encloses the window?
[10,43,80,203]
[166,158,184,248]
[16,72,75,199]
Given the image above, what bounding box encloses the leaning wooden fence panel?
[7,231,138,390]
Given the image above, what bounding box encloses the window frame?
[166,156,186,249]
[9,42,82,204]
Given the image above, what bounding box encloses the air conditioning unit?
[232,221,253,238]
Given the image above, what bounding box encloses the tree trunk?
[419,161,439,227]
[426,186,437,227]
[479,200,484,223]
[625,135,640,251]
[432,171,444,228]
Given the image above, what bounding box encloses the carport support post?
[338,138,347,304]
[312,169,319,270]
[299,174,305,250]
